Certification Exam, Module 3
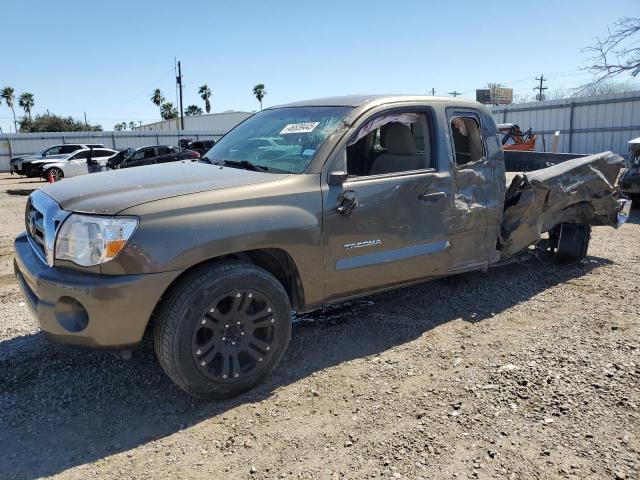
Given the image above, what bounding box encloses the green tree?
[1,87,18,132]
[185,104,203,116]
[151,88,165,119]
[114,123,125,131]
[252,84,266,110]
[18,92,35,121]
[20,113,102,132]
[128,121,136,130]
[160,102,178,120]
[198,84,212,113]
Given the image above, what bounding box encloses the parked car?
[11,144,104,177]
[107,145,200,169]
[619,136,640,204]
[187,140,216,156]
[14,95,630,400]
[37,148,118,181]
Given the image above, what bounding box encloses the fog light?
[54,296,89,333]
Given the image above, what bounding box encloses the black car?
[107,145,200,169]
[620,139,640,203]
[187,140,216,156]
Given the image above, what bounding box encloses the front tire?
[153,261,292,399]
[47,168,64,182]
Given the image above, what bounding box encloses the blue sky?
[1,0,638,132]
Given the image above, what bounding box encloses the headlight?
[55,214,138,266]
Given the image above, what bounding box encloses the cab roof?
[272,94,481,109]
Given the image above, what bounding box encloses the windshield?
[203,106,351,173]
[123,148,136,159]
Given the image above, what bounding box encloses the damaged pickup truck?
[14,95,631,399]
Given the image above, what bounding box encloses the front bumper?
[14,233,181,348]
[10,162,22,174]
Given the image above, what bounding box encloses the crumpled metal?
[500,152,623,258]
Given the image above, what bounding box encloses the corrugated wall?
[0,130,223,172]
[490,91,640,157]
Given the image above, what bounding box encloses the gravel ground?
[0,172,638,480]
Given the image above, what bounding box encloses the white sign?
[280,122,319,134]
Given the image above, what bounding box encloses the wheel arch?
[153,248,305,319]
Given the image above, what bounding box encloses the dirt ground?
[0,172,638,480]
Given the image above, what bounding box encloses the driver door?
[322,109,453,301]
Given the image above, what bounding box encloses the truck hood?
[41,161,287,215]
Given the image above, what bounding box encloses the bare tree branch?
[583,17,640,83]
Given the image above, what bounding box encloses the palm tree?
[151,88,165,119]
[198,85,212,113]
[252,84,266,110]
[18,92,35,121]
[185,105,203,116]
[1,87,18,132]
[160,102,178,120]
[128,121,136,130]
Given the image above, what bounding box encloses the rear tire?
[550,223,591,264]
[153,261,292,400]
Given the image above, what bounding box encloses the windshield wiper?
[215,159,269,173]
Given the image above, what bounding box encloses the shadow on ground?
[0,255,613,479]
[6,189,35,196]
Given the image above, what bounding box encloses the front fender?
[102,175,325,306]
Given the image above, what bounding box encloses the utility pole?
[83,112,88,128]
[177,61,185,130]
[430,88,436,96]
[534,75,547,101]
[449,91,461,98]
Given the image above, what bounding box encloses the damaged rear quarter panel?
[500,152,624,258]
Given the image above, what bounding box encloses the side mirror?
[328,170,348,187]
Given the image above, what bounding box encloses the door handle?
[337,190,358,217]
[419,192,447,203]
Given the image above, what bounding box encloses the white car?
[36,148,118,181]
[10,143,104,177]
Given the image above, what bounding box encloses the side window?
[94,149,113,157]
[132,150,145,160]
[345,112,432,177]
[45,146,63,155]
[450,116,483,166]
[71,150,90,160]
[144,149,157,159]
[63,145,81,154]
[156,147,171,155]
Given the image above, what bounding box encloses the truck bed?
[500,151,624,258]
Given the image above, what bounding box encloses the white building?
[136,111,253,134]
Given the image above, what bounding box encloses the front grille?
[24,191,69,266]
[26,200,46,259]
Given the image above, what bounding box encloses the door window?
[45,146,64,155]
[62,145,82,154]
[450,116,483,166]
[71,150,90,160]
[345,112,432,177]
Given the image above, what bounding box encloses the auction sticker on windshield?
[280,122,320,134]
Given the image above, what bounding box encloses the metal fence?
[490,91,640,157]
[0,130,224,172]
